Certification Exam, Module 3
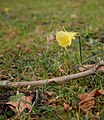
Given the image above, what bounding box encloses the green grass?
[0,0,104,119]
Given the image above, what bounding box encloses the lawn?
[0,0,104,119]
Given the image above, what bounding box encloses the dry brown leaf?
[7,95,33,115]
[79,64,95,72]
[3,28,19,40]
[79,89,104,100]
[70,13,79,19]
[78,93,88,101]
[79,97,95,112]
[98,66,104,71]
[98,89,104,95]
[46,91,56,96]
[49,103,56,107]
[79,64,104,72]
[89,90,100,97]
[0,54,3,58]
[78,89,104,112]
[64,103,72,112]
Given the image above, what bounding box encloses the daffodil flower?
[4,8,9,13]
[56,31,77,47]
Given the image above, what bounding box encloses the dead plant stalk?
[0,61,104,88]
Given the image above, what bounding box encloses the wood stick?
[0,61,104,88]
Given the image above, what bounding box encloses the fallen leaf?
[46,91,56,96]
[0,54,3,58]
[49,103,56,107]
[98,66,104,71]
[64,103,72,112]
[78,89,104,112]
[98,89,104,95]
[79,97,95,112]
[79,64,95,72]
[79,89,104,100]
[6,94,33,115]
[3,28,19,40]
[90,90,100,97]
[79,64,104,72]
[70,13,79,19]
[78,93,88,101]
[0,75,8,80]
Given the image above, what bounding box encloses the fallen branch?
[0,61,104,88]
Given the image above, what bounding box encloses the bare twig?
[0,61,104,88]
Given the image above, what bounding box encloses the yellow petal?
[56,31,65,42]
[69,32,77,40]
[5,8,9,12]
[56,31,70,47]
[58,37,69,47]
[65,32,72,46]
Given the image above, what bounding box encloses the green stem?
[78,37,82,64]
[63,26,66,32]
[65,47,70,59]
[74,54,80,65]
